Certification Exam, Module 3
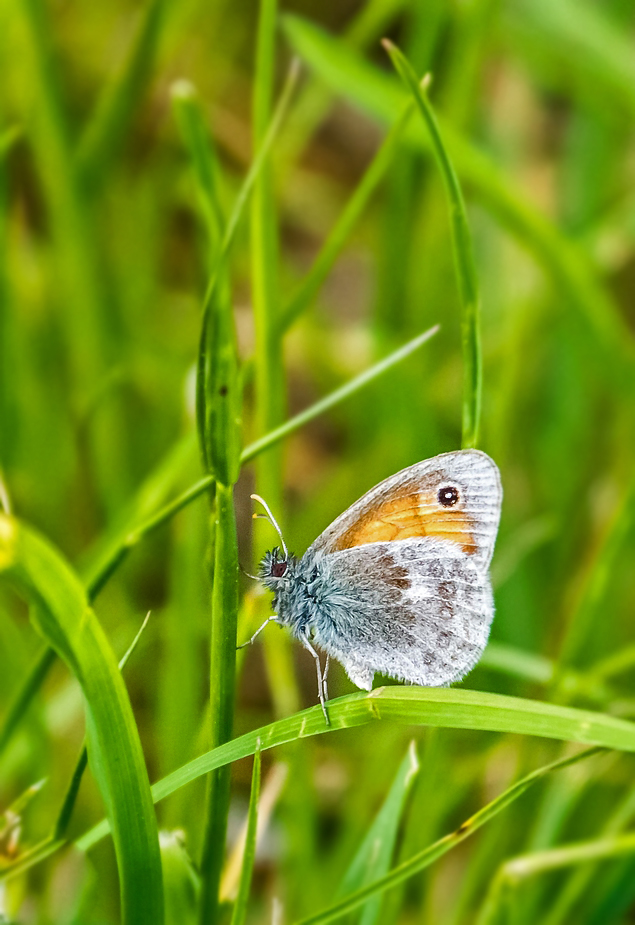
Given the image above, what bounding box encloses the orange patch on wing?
[331,491,476,553]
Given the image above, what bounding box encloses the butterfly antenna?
[250,493,289,559]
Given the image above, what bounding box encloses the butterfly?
[245,449,502,723]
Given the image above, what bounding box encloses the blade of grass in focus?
[0,515,164,924]
[69,689,635,858]
[282,15,635,381]
[384,40,481,448]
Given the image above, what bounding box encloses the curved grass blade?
[295,747,604,925]
[229,745,262,925]
[477,830,635,925]
[52,612,152,842]
[383,40,481,449]
[74,687,635,856]
[0,515,163,924]
[120,325,440,548]
[336,740,419,925]
[0,433,197,759]
[282,15,635,379]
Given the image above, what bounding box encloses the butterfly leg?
[301,633,330,726]
[322,655,330,703]
[236,615,279,650]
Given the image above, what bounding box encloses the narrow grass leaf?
[0,515,164,924]
[197,482,240,924]
[281,100,414,331]
[230,746,262,925]
[336,740,419,925]
[52,612,152,841]
[74,688,635,856]
[383,40,481,448]
[282,15,635,378]
[123,325,440,556]
[76,0,167,189]
[295,748,603,925]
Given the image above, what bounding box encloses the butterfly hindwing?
[311,538,494,690]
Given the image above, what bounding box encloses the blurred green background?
[1,0,635,922]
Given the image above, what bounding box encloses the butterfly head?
[259,546,298,592]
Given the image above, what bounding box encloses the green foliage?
[1,0,635,923]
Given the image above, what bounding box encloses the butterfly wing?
[303,450,502,690]
[310,538,494,691]
[308,449,502,572]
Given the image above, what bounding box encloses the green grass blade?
[0,646,56,758]
[52,612,152,841]
[241,325,439,463]
[0,434,197,758]
[198,277,242,487]
[197,482,240,925]
[230,746,262,925]
[336,740,419,925]
[282,15,635,378]
[478,831,635,925]
[121,325,440,577]
[383,40,481,448]
[73,688,635,856]
[0,515,164,924]
[76,0,167,190]
[280,101,414,331]
[295,748,603,925]
[171,79,225,251]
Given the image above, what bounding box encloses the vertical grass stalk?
[198,483,240,925]
[251,0,285,542]
[383,41,482,448]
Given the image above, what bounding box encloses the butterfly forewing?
[310,450,502,572]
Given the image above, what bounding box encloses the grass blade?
[282,15,635,379]
[295,748,603,925]
[0,515,164,924]
[76,0,167,189]
[198,483,240,924]
[280,101,414,332]
[383,40,481,448]
[230,746,262,925]
[72,688,635,858]
[336,740,419,925]
[119,325,440,594]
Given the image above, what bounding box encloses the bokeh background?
[1,0,635,922]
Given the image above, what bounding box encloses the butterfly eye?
[438,485,459,507]
[271,561,288,578]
